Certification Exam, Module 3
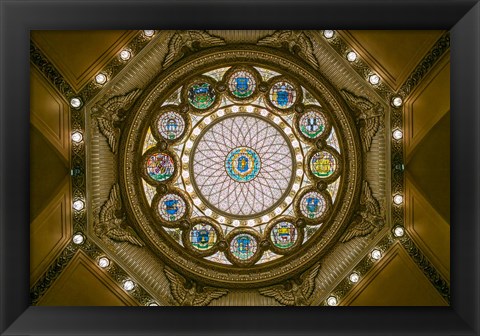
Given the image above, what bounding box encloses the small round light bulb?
[323,30,335,39]
[346,51,357,62]
[369,74,380,85]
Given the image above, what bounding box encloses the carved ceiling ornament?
[257,30,320,69]
[118,46,366,288]
[340,89,384,152]
[92,88,142,153]
[94,183,144,247]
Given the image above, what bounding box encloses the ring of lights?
[120,47,362,287]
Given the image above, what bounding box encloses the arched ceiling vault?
[30,30,450,306]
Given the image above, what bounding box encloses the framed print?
[1,0,479,335]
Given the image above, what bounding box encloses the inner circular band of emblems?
[151,188,191,227]
[122,48,362,286]
[266,75,303,114]
[293,105,332,143]
[185,109,301,221]
[266,216,304,255]
[182,75,221,114]
[141,148,179,185]
[151,105,191,144]
[182,217,223,257]
[305,147,342,184]
[222,65,262,103]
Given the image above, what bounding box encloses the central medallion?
[225,147,261,182]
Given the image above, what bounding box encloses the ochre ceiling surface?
[30,30,450,306]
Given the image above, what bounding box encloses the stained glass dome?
[122,50,361,287]
[134,64,345,267]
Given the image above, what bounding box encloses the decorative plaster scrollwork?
[163,30,226,68]
[94,184,144,247]
[340,89,384,152]
[341,181,384,243]
[164,266,229,306]
[93,88,142,153]
[259,263,321,306]
[257,30,319,69]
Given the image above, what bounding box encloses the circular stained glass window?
[228,70,256,98]
[189,223,217,251]
[300,191,327,219]
[299,111,327,139]
[270,222,297,249]
[230,233,257,261]
[145,153,175,182]
[190,114,294,217]
[269,80,296,109]
[158,111,185,140]
[310,151,337,178]
[187,82,216,109]
[158,193,186,221]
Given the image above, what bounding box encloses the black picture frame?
[1,0,479,335]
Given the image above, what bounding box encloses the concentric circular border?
[120,46,362,287]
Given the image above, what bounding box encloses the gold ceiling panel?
[404,54,450,159]
[343,243,448,306]
[37,251,139,306]
[31,30,138,92]
[30,177,72,284]
[30,67,70,161]
[341,30,444,91]
[405,176,450,281]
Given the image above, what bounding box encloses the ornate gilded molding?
[340,89,384,152]
[259,263,322,306]
[30,239,156,306]
[398,234,451,304]
[257,30,319,69]
[30,242,79,305]
[324,232,450,305]
[94,184,145,247]
[341,180,384,243]
[163,30,226,69]
[398,32,450,99]
[30,41,75,98]
[164,266,228,306]
[92,88,142,153]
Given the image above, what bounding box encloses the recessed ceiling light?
[148,302,159,306]
[98,257,110,268]
[123,280,135,291]
[95,73,107,85]
[368,74,380,85]
[346,51,357,62]
[72,233,84,245]
[349,272,360,283]
[371,249,382,260]
[392,129,403,140]
[392,96,403,107]
[326,296,338,306]
[143,30,155,37]
[393,194,404,205]
[71,132,83,143]
[73,200,85,210]
[120,49,131,61]
[323,30,335,39]
[70,97,82,108]
[393,226,405,237]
